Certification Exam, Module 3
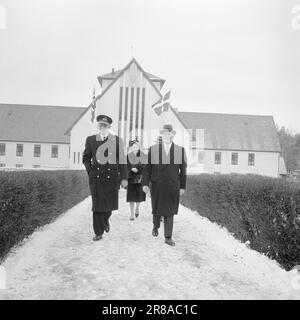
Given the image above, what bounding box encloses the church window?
[231,152,238,165]
[51,145,58,158]
[16,144,23,157]
[140,88,146,145]
[129,87,135,140]
[135,87,140,134]
[214,152,221,164]
[248,153,255,166]
[34,144,41,157]
[123,87,129,144]
[0,143,5,156]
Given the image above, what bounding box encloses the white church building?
[0,58,286,177]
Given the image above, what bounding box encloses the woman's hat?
[159,124,176,135]
[129,138,139,147]
[96,114,113,125]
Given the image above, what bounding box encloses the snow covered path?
[0,190,298,300]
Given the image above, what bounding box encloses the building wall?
[189,149,280,177]
[0,140,70,169]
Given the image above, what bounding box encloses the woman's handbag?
[132,173,142,184]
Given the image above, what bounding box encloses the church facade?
[66,58,284,177]
[0,58,285,177]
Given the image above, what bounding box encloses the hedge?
[180,174,300,271]
[0,170,89,261]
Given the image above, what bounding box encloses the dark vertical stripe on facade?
[141,87,146,146]
[124,87,129,145]
[118,87,123,137]
[129,87,134,140]
[135,87,140,137]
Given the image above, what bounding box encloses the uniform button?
[97,175,99,178]
[108,168,110,171]
[97,168,99,170]
[108,176,110,178]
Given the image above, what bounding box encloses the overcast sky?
[0,0,299,133]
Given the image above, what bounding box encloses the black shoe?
[135,210,139,218]
[152,228,159,237]
[93,235,103,241]
[105,222,110,233]
[165,238,175,246]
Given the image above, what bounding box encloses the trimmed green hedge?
[180,174,300,270]
[0,170,89,261]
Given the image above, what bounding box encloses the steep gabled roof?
[65,58,163,135]
[97,67,166,88]
[0,104,85,143]
[178,111,281,152]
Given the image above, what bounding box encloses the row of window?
[0,164,41,168]
[0,143,59,158]
[214,152,255,166]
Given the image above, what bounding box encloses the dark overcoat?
[126,150,147,203]
[142,142,187,217]
[82,133,127,212]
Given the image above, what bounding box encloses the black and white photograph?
[0,0,300,306]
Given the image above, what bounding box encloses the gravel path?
[0,190,298,300]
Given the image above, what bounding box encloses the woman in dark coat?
[127,139,147,220]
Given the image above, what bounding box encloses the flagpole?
[161,107,166,125]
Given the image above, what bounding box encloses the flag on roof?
[152,97,162,109]
[154,105,163,116]
[163,90,170,101]
[152,90,171,116]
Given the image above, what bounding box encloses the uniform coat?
[82,133,127,212]
[142,142,187,217]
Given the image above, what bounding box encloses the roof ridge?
[0,103,85,109]
[178,111,274,118]
[98,59,166,83]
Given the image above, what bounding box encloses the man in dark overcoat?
[142,124,187,246]
[82,115,128,241]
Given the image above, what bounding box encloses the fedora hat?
[159,124,176,135]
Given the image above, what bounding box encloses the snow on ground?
[0,190,299,300]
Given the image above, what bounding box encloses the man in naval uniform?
[142,124,187,246]
[82,115,128,241]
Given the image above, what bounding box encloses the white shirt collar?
[100,132,108,140]
[163,142,172,154]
